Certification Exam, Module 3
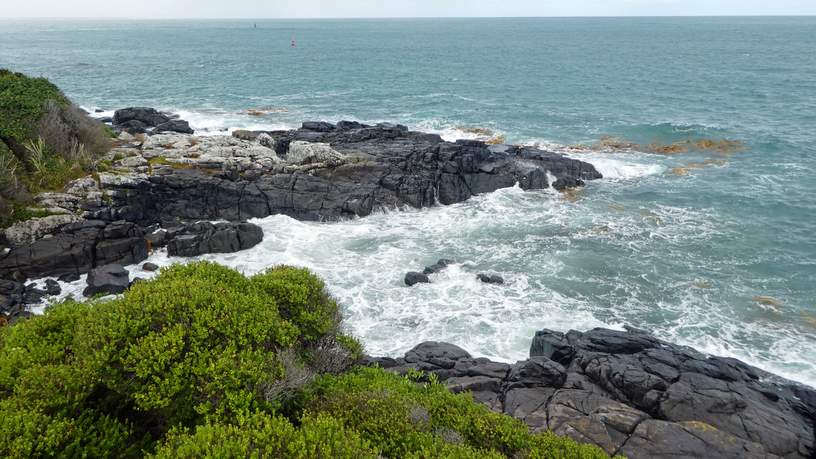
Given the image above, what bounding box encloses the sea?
[1,17,815,387]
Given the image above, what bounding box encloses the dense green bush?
[153,413,376,459]
[0,69,65,143]
[0,262,611,458]
[0,69,111,228]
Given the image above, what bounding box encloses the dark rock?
[506,357,567,389]
[232,130,266,141]
[84,123,600,229]
[373,328,816,459]
[404,272,430,287]
[142,262,160,272]
[22,287,47,305]
[405,342,471,364]
[166,222,263,257]
[477,273,504,285]
[58,273,81,283]
[44,279,61,296]
[113,107,171,127]
[94,108,104,113]
[116,119,149,134]
[0,221,148,279]
[423,259,455,275]
[154,119,194,134]
[0,279,24,295]
[530,329,576,365]
[0,293,20,314]
[336,120,366,131]
[301,121,336,132]
[83,264,129,297]
[97,116,113,123]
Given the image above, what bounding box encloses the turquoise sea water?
[2,17,815,386]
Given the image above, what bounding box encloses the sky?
[2,0,816,19]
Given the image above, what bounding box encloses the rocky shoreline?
[1,108,813,458]
[368,328,816,459]
[0,108,600,313]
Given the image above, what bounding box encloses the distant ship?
[291,38,296,48]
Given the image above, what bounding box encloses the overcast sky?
[2,0,816,19]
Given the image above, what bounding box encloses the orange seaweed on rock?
[485,134,507,145]
[648,143,689,154]
[456,126,495,136]
[671,162,707,176]
[693,138,744,154]
[579,135,746,157]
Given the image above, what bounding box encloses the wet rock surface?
[83,264,130,297]
[366,328,816,459]
[404,272,431,287]
[477,273,505,285]
[165,222,264,257]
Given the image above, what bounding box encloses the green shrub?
[0,68,66,143]
[74,262,300,426]
[153,412,376,459]
[251,266,341,343]
[296,367,614,459]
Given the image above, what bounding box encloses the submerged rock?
[83,264,130,297]
[372,328,816,459]
[423,259,455,275]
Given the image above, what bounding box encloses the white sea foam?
[574,154,666,180]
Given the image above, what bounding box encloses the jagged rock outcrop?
[62,121,600,226]
[165,222,264,257]
[0,220,148,279]
[1,120,600,283]
[112,107,193,134]
[366,328,816,459]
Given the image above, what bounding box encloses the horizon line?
[2,14,816,20]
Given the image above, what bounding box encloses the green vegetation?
[0,262,611,458]
[0,69,111,228]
